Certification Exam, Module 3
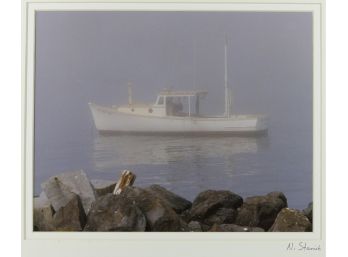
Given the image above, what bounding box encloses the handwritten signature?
[287,242,321,251]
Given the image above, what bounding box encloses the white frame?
[22,1,325,256]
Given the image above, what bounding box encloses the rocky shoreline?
[34,170,312,232]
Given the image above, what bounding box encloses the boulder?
[303,202,313,223]
[203,208,237,226]
[84,193,146,231]
[200,223,211,232]
[145,185,192,213]
[41,170,96,214]
[33,192,55,231]
[269,208,312,232]
[121,187,185,231]
[178,219,190,232]
[209,224,264,232]
[187,221,202,232]
[235,191,287,230]
[190,190,243,222]
[90,179,116,197]
[53,194,87,231]
[180,209,191,223]
[267,192,288,205]
[34,192,87,231]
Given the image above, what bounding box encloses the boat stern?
[255,115,268,133]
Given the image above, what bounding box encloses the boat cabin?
[117,90,208,117]
[156,90,208,117]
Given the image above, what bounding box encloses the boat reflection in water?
[93,135,267,168]
[92,135,269,199]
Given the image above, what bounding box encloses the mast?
[224,36,230,118]
[193,39,197,90]
[128,82,133,107]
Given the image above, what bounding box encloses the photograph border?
[22,0,325,256]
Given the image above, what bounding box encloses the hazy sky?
[35,11,312,144]
[34,12,313,207]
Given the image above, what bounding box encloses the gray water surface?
[34,128,312,209]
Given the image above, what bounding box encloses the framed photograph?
[22,0,325,256]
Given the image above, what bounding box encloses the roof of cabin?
[158,90,208,97]
[118,103,151,108]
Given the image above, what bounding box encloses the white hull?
[89,103,267,135]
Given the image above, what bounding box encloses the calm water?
[34,126,312,210]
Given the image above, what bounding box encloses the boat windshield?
[165,95,203,117]
[157,96,164,105]
[166,97,184,116]
[157,90,207,117]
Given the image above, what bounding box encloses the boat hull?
[89,103,267,135]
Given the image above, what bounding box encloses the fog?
[34,12,313,207]
[35,11,312,142]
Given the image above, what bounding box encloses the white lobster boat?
[89,41,267,135]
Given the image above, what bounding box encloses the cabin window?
[157,97,164,105]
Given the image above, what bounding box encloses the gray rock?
[267,192,288,205]
[34,191,49,207]
[34,192,87,231]
[203,208,237,226]
[190,190,243,222]
[179,209,191,223]
[178,219,190,232]
[90,179,116,197]
[210,224,265,232]
[145,185,192,214]
[41,170,96,214]
[33,192,55,231]
[188,221,202,232]
[269,208,312,232]
[303,202,313,223]
[84,193,146,231]
[235,191,287,230]
[200,223,212,232]
[53,194,87,231]
[121,187,185,231]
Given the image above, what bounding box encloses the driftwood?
[113,170,136,195]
